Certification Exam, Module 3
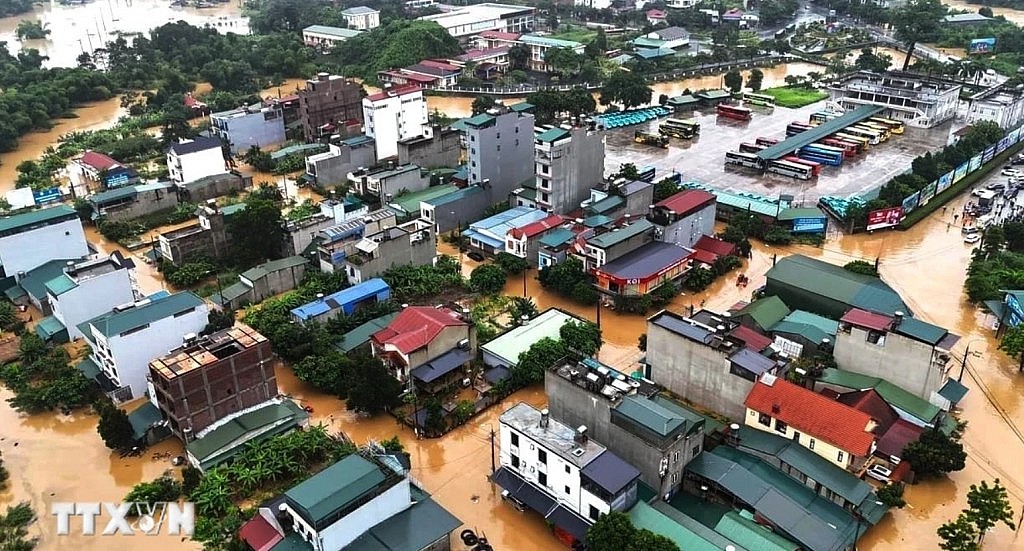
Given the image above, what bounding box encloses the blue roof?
[291,278,390,321]
[582,451,641,495]
[411,347,473,383]
[466,206,547,248]
[635,47,675,59]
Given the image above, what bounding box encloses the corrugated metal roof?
[80,292,204,338]
[581,450,640,495]
[334,312,400,354]
[536,127,570,142]
[818,368,941,424]
[776,207,825,221]
[650,311,714,344]
[291,279,389,321]
[539,228,575,248]
[757,105,884,160]
[765,255,908,317]
[0,204,77,234]
[482,308,581,366]
[187,400,308,469]
[714,512,799,551]
[628,501,722,551]
[342,496,462,551]
[285,454,385,524]
[614,395,694,438]
[389,184,459,215]
[595,241,690,280]
[894,317,948,345]
[735,296,790,330]
[411,347,472,383]
[21,258,81,299]
[302,24,363,38]
[587,219,654,249]
[241,256,307,282]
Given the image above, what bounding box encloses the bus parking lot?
[603,101,952,203]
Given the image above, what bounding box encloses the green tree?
[509,297,539,322]
[560,320,602,357]
[228,198,285,267]
[545,47,584,75]
[587,511,637,551]
[892,0,946,70]
[600,72,653,110]
[123,476,182,507]
[844,260,879,277]
[294,352,354,397]
[901,427,967,479]
[508,44,530,70]
[654,176,680,201]
[617,163,641,180]
[0,502,36,551]
[938,513,979,551]
[96,400,137,451]
[877,482,907,508]
[628,529,680,551]
[684,267,715,291]
[471,95,497,115]
[513,337,567,387]
[347,359,403,414]
[964,479,1017,543]
[159,107,198,147]
[979,6,994,17]
[15,20,49,40]
[723,69,743,93]
[470,263,508,295]
[746,68,764,92]
[999,324,1024,371]
[17,333,46,364]
[854,48,893,72]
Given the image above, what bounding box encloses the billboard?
[902,191,921,214]
[969,154,983,173]
[968,38,996,54]
[938,170,954,192]
[998,136,1012,154]
[1010,128,1021,144]
[984,145,997,163]
[32,187,61,204]
[792,217,827,233]
[954,162,970,183]
[920,180,938,203]
[866,206,904,231]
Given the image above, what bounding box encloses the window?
[564,485,570,494]
[809,439,816,450]
[538,450,547,465]
[510,433,519,447]
[589,505,600,521]
[538,472,547,487]
[775,420,788,434]
[497,145,501,152]
[691,445,701,456]
[564,465,570,474]
[673,451,679,463]
[837,451,845,463]
[758,413,771,427]
[511,454,520,468]
[867,330,885,345]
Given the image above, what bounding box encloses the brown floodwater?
[942,0,1024,26]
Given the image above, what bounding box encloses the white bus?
[725,151,763,169]
[766,159,814,180]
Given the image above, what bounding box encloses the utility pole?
[522,269,527,297]
[489,426,496,475]
[596,297,601,327]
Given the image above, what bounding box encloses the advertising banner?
[998,136,1012,154]
[969,38,997,54]
[954,162,970,183]
[866,206,905,231]
[902,191,921,214]
[919,181,938,203]
[938,170,954,192]
[32,187,61,204]
[969,154,983,173]
[792,217,826,233]
[1010,128,1021,144]
[984,145,997,163]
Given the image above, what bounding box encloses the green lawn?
[760,86,829,108]
[548,25,597,44]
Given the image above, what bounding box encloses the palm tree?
[509,297,539,322]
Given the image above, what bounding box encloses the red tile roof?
[840,308,893,331]
[479,30,521,41]
[238,515,283,551]
[876,419,924,458]
[79,151,121,171]
[694,235,736,258]
[656,189,716,216]
[420,59,461,71]
[372,306,467,355]
[647,9,667,18]
[183,93,207,109]
[508,214,564,239]
[744,375,877,456]
[365,84,422,103]
[690,249,719,266]
[730,325,772,352]
[837,389,898,436]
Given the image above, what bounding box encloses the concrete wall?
[179,173,251,203]
[538,129,605,214]
[168,147,225,186]
[251,263,307,302]
[0,218,89,277]
[399,127,461,169]
[652,203,716,249]
[598,228,653,266]
[406,324,471,371]
[51,268,136,341]
[93,187,180,222]
[363,91,430,160]
[212,107,286,154]
[284,214,336,257]
[467,110,536,199]
[283,478,410,551]
[426,189,494,234]
[348,228,435,284]
[646,321,752,421]
[306,142,378,187]
[622,186,654,218]
[834,325,944,400]
[500,421,585,517]
[366,167,430,203]
[299,76,364,142]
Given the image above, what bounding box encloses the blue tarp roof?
[291,278,390,321]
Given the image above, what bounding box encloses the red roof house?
[656,189,716,216]
[694,235,736,257]
[238,514,283,551]
[365,84,422,103]
[837,389,898,436]
[647,9,668,22]
[508,214,564,240]
[744,374,878,463]
[79,151,122,172]
[730,325,773,352]
[372,306,473,391]
[478,30,521,42]
[875,419,924,460]
[840,308,893,332]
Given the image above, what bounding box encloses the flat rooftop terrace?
[150,323,266,380]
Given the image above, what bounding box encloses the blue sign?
[969,38,996,55]
[791,217,826,233]
[902,191,921,214]
[32,187,61,204]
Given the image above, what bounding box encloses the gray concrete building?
[304,136,377,188]
[316,209,397,273]
[967,83,1024,130]
[158,202,241,266]
[644,309,785,420]
[464,104,536,200]
[212,256,308,311]
[827,71,961,128]
[343,219,435,285]
[298,73,364,141]
[350,164,430,204]
[578,219,653,271]
[649,189,717,249]
[545,359,705,500]
[513,125,605,215]
[398,127,461,169]
[420,185,493,234]
[177,172,252,204]
[89,182,178,222]
[210,104,287,154]
[283,213,337,257]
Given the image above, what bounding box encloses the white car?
[866,464,892,482]
[964,232,982,244]
[1003,169,1021,177]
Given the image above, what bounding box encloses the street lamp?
[957,338,985,382]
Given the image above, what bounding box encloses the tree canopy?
[227,198,285,268]
[901,426,967,479]
[587,511,680,551]
[892,0,946,70]
[96,400,137,451]
[600,71,653,110]
[470,264,508,295]
[346,359,404,414]
[334,20,461,81]
[560,320,602,357]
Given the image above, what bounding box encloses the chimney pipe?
[575,425,588,444]
[892,311,904,329]
[540,408,549,428]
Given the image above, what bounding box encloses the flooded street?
[943,0,1024,26]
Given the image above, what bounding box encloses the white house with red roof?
[646,9,667,25]
[71,151,140,192]
[362,85,430,161]
[744,373,878,471]
[371,306,475,393]
[649,189,716,249]
[505,213,564,264]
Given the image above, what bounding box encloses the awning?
[491,467,556,516]
[35,316,68,343]
[983,299,1007,321]
[938,378,969,405]
[76,357,101,381]
[545,505,591,540]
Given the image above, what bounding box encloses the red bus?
[784,155,822,176]
[829,135,864,154]
[739,142,766,153]
[717,104,752,121]
[822,138,858,158]
[755,136,779,147]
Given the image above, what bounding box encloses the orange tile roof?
[372,306,467,355]
[508,214,564,239]
[744,375,876,456]
[365,84,422,103]
[656,189,716,216]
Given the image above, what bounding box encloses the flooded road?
[0,0,247,68]
[943,0,1024,26]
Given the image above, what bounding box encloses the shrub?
[493,252,530,275]
[469,263,508,295]
[844,260,879,277]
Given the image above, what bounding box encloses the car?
[965,232,982,244]
[1002,169,1021,176]
[467,251,485,262]
[988,182,1008,191]
[866,464,893,482]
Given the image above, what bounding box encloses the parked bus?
[635,130,669,148]
[739,142,767,154]
[859,122,891,140]
[850,123,885,140]
[717,104,753,121]
[799,146,843,166]
[659,118,700,139]
[828,136,864,154]
[834,132,870,150]
[842,126,881,145]
[724,151,763,169]
[766,159,813,180]
[638,165,657,182]
[822,139,858,157]
[784,155,822,176]
[869,116,906,134]
[743,92,776,107]
[786,122,812,136]
[810,111,840,125]
[755,136,779,147]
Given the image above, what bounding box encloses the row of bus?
[724,150,818,180]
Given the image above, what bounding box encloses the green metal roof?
[776,207,825,221]
[241,256,308,282]
[509,102,534,113]
[89,186,138,205]
[520,34,583,49]
[187,401,309,470]
[536,127,570,143]
[270,532,312,551]
[770,310,838,344]
[35,315,67,342]
[221,203,247,216]
[735,296,790,330]
[20,259,82,300]
[938,378,969,404]
[482,308,582,366]
[342,496,462,551]
[654,395,726,434]
[44,274,78,297]
[697,89,731,100]
[76,356,100,380]
[285,454,386,524]
[334,312,400,354]
[587,195,625,216]
[628,500,722,551]
[668,94,699,105]
[757,105,885,161]
[615,395,702,438]
[211,281,251,306]
[463,114,495,127]
[423,185,484,207]
[389,184,459,216]
[539,227,575,248]
[0,204,77,235]
[3,285,26,300]
[894,317,947,345]
[587,219,653,249]
[714,512,800,551]
[765,255,908,317]
[81,291,205,339]
[127,401,163,441]
[633,36,667,48]
[819,368,941,423]
[683,183,787,218]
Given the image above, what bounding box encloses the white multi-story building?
[0,204,89,278]
[574,0,612,9]
[78,291,209,403]
[418,3,535,38]
[967,84,1024,130]
[166,136,225,186]
[827,71,962,128]
[665,0,699,7]
[362,86,430,160]
[341,6,381,30]
[47,252,140,341]
[493,402,641,544]
[210,103,286,154]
